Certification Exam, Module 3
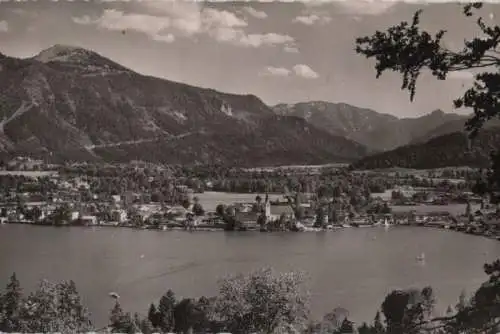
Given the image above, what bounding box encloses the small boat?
[416,253,425,262]
[109,292,120,299]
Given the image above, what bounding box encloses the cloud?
[0,20,8,32]
[308,0,397,16]
[284,46,299,53]
[72,10,173,43]
[73,3,293,48]
[293,14,331,25]
[293,64,319,79]
[72,15,93,25]
[260,66,291,77]
[242,6,268,19]
[152,33,175,43]
[260,64,319,79]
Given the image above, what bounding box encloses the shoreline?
[3,221,499,242]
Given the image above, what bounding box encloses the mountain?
[410,118,500,145]
[0,45,368,166]
[272,102,467,151]
[350,128,500,170]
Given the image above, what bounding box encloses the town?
[1,156,499,241]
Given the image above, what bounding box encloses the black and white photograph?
[0,0,499,333]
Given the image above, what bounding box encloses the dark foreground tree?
[355,2,499,333]
[356,2,499,137]
[0,273,22,332]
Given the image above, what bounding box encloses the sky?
[0,0,499,118]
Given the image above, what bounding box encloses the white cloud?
[293,64,319,79]
[238,32,294,47]
[284,46,299,53]
[0,20,8,32]
[73,10,173,43]
[260,64,319,79]
[260,66,291,77]
[242,6,268,19]
[152,33,175,43]
[73,2,293,48]
[72,15,93,25]
[308,0,397,16]
[293,14,331,25]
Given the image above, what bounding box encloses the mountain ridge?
[0,45,368,166]
[272,101,469,151]
[350,127,500,170]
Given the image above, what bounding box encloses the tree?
[215,204,226,217]
[315,206,326,228]
[157,289,176,332]
[18,279,92,333]
[372,311,385,334]
[108,301,138,334]
[174,298,197,334]
[53,203,72,226]
[356,3,499,137]
[0,273,22,332]
[381,287,435,334]
[181,198,191,210]
[147,302,160,329]
[212,267,310,334]
[192,196,205,216]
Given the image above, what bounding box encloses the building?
[235,212,259,230]
[265,202,295,222]
[111,209,128,223]
[80,215,98,226]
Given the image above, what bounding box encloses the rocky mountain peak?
[34,44,95,63]
[32,44,130,74]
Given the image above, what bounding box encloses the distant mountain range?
[0,44,490,168]
[272,102,467,151]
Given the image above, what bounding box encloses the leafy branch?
[355,2,500,137]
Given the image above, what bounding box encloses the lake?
[1,224,499,327]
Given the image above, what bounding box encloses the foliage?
[0,273,22,332]
[212,267,310,334]
[108,301,140,333]
[356,3,500,137]
[18,279,92,333]
[157,289,176,332]
[381,287,436,334]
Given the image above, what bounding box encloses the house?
[80,215,98,226]
[111,209,127,223]
[266,204,295,222]
[235,212,259,230]
[111,195,121,203]
[70,211,80,221]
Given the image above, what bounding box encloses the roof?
[235,212,259,223]
[270,204,294,216]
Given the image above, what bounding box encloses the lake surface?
[1,225,499,327]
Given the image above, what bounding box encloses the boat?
[109,292,120,299]
[416,253,426,262]
[384,218,391,228]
